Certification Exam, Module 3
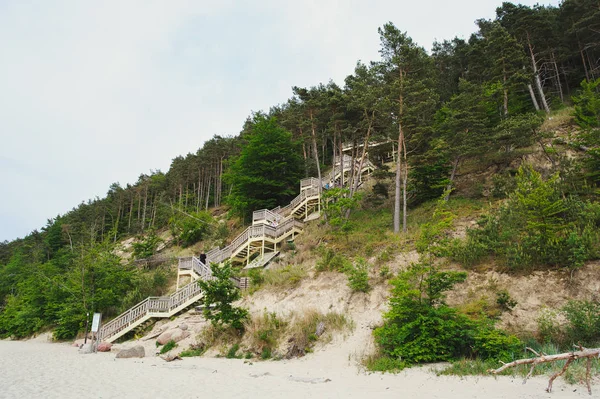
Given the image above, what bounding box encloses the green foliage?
[315,248,350,272]
[536,308,562,344]
[0,240,138,340]
[494,113,544,152]
[322,188,362,235]
[247,265,307,292]
[169,211,213,248]
[562,300,600,345]
[471,326,522,362]
[131,229,163,259]
[345,258,370,293]
[408,157,450,205]
[160,340,178,354]
[225,114,304,220]
[261,347,272,359]
[247,268,264,286]
[495,290,517,312]
[537,301,600,347]
[363,355,407,372]
[197,262,248,331]
[226,343,241,359]
[573,78,600,129]
[416,193,455,256]
[179,344,205,357]
[248,311,286,356]
[372,263,520,369]
[448,166,600,271]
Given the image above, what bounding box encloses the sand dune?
[0,338,591,399]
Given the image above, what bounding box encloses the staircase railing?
[102,160,374,343]
[98,278,203,342]
[252,208,282,225]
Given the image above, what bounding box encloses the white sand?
[0,338,590,399]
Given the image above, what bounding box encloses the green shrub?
[363,355,407,372]
[247,269,264,286]
[247,312,286,354]
[198,261,248,332]
[132,229,162,260]
[371,263,521,370]
[345,258,370,293]
[226,343,240,359]
[536,308,562,344]
[179,344,205,357]
[495,290,517,312]
[562,300,600,345]
[378,265,391,279]
[169,211,214,247]
[471,327,522,362]
[316,248,350,272]
[447,167,600,271]
[160,340,178,354]
[260,347,272,359]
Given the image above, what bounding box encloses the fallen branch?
[488,347,600,395]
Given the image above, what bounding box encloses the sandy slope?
[0,338,590,399]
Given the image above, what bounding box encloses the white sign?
[91,313,102,333]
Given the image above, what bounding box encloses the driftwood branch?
[488,347,600,395]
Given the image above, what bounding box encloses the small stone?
[78,343,94,354]
[156,330,174,345]
[169,329,190,343]
[116,345,145,359]
[97,342,112,352]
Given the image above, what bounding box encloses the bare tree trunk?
[114,202,121,243]
[502,62,509,117]
[527,32,550,113]
[579,39,591,82]
[205,176,211,211]
[184,185,188,210]
[332,131,337,188]
[219,156,224,206]
[527,84,540,111]
[128,195,133,232]
[141,184,148,232]
[137,190,141,223]
[444,156,460,201]
[310,110,322,191]
[489,347,600,395]
[196,172,202,216]
[586,49,596,80]
[551,51,564,103]
[178,184,183,209]
[153,197,158,226]
[394,69,405,234]
[350,111,374,197]
[339,133,345,188]
[348,141,357,192]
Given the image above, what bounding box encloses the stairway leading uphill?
[98,156,374,343]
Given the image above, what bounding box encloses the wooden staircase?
[98,278,205,343]
[99,157,374,344]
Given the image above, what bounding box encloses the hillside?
[1,0,600,390]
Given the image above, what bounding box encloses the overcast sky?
[0,0,560,242]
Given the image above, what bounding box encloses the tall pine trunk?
[394,69,406,234]
[444,156,461,201]
[309,110,322,190]
[527,32,550,113]
[527,83,541,111]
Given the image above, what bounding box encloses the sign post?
[91,313,102,353]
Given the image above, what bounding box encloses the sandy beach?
[0,337,592,399]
